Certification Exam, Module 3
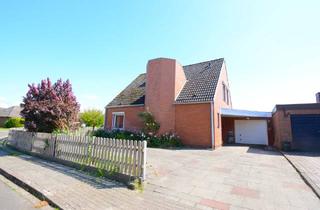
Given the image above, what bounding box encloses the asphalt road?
[0,130,8,140]
[0,176,38,210]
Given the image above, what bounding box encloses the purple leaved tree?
[21,78,80,133]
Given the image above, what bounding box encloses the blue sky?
[0,0,319,111]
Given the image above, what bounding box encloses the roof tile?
[107,58,224,106]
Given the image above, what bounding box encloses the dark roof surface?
[273,103,320,112]
[175,58,224,103]
[0,106,22,117]
[107,58,224,106]
[107,74,146,106]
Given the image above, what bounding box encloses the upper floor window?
[226,89,229,105]
[222,82,230,105]
[112,112,125,130]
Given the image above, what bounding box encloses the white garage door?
[235,120,268,145]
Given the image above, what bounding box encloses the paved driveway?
[145,146,320,210]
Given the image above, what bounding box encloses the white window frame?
[112,112,125,130]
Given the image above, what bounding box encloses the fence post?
[53,134,57,158]
[141,141,147,181]
[30,132,35,152]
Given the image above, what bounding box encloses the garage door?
[235,120,268,145]
[291,114,320,151]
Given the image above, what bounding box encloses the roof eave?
[105,104,145,109]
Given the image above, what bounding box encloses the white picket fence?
[8,130,147,180]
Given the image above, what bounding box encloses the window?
[217,113,220,128]
[226,89,229,105]
[222,82,230,105]
[112,112,125,130]
[222,83,226,102]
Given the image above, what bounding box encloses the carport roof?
[221,108,272,118]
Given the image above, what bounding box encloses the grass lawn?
[0,127,10,131]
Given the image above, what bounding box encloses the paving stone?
[0,150,193,210]
[199,198,230,210]
[147,147,320,210]
[1,146,320,210]
[230,186,260,199]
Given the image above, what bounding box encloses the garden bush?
[4,117,25,128]
[92,129,182,148]
[138,111,160,135]
[80,109,104,131]
[21,78,80,133]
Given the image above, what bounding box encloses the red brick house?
[272,102,320,151]
[104,58,232,148]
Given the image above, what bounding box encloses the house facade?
[272,102,320,151]
[105,58,232,148]
[0,106,22,127]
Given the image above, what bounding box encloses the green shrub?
[138,111,160,135]
[148,133,182,148]
[92,129,144,141]
[92,129,182,148]
[80,109,104,131]
[4,117,25,128]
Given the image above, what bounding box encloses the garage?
[221,108,272,146]
[235,120,268,145]
[291,114,320,151]
[272,103,320,150]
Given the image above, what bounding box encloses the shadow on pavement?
[0,146,126,190]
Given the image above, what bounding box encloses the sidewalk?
[0,148,194,210]
[283,152,320,198]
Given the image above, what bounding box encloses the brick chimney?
[145,58,186,133]
[316,92,320,103]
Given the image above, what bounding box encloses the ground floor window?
[112,112,125,130]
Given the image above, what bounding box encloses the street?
[0,175,52,210]
[0,130,8,140]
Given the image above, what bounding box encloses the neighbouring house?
[272,94,320,151]
[105,58,232,148]
[0,106,22,127]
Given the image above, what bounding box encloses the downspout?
[210,101,215,150]
[103,107,108,129]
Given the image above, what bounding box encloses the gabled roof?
[107,58,224,107]
[0,106,22,118]
[175,58,224,103]
[107,74,146,107]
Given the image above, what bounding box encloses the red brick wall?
[145,58,186,134]
[213,62,232,147]
[175,103,212,147]
[104,106,145,132]
[272,108,320,149]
